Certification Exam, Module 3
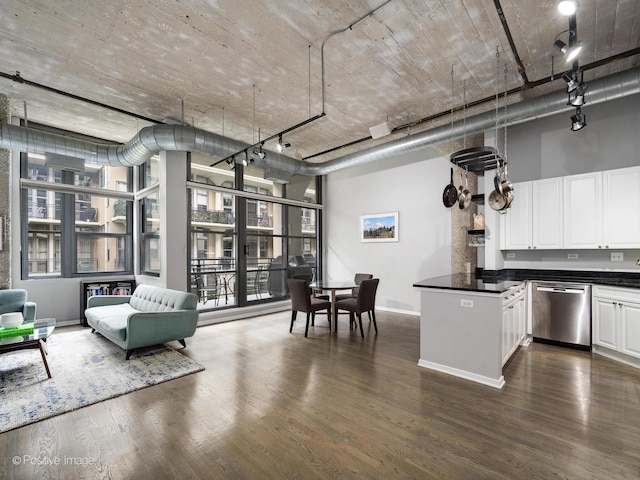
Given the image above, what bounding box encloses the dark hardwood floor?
[1,310,640,479]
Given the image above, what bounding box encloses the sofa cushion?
[129,284,197,312]
[85,303,137,342]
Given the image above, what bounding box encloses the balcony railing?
[77,257,100,272]
[247,214,273,228]
[191,208,234,224]
[27,204,61,221]
[28,257,61,275]
[113,200,127,217]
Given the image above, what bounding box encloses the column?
[0,94,10,288]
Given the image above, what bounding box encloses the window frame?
[20,150,134,279]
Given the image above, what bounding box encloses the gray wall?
[507,93,640,182]
[499,92,640,271]
[325,147,452,315]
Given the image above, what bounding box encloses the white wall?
[325,147,452,315]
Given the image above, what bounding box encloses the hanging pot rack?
[450,146,504,172]
[449,46,507,173]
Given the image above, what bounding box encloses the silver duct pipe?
[296,66,640,176]
[0,122,299,169]
[1,67,640,177]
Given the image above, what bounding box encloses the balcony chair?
[287,278,332,337]
[335,278,379,338]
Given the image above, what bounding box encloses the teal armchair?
[0,289,37,321]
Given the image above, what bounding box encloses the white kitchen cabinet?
[593,285,640,361]
[504,181,532,250]
[532,177,563,249]
[603,166,640,249]
[563,172,603,249]
[503,178,562,250]
[501,284,527,366]
[593,296,619,350]
[621,301,640,358]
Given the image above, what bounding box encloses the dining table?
[310,280,357,333]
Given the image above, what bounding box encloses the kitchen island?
[413,274,527,389]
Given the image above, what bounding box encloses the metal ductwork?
[297,66,640,176]
[1,67,640,178]
[0,122,299,171]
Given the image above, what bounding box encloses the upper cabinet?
[504,181,532,250]
[603,166,640,249]
[503,178,562,250]
[502,166,640,250]
[532,178,563,249]
[563,172,603,249]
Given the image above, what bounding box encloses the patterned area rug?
[0,329,204,433]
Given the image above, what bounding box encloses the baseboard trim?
[593,345,640,369]
[376,306,419,316]
[417,359,505,389]
[197,301,291,326]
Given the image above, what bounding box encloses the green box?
[0,322,35,338]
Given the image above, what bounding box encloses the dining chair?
[287,278,332,337]
[335,273,373,302]
[335,278,379,338]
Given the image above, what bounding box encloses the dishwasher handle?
[535,286,588,294]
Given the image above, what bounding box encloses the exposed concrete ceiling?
[1,0,639,167]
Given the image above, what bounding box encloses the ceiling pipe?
[296,65,640,176]
[1,66,640,177]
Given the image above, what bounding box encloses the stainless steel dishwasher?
[532,281,591,349]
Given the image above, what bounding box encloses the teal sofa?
[0,289,37,321]
[85,284,199,359]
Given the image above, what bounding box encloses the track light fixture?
[276,134,291,152]
[557,1,577,16]
[553,37,582,63]
[570,107,587,132]
[553,29,582,63]
[253,144,266,160]
[562,71,579,93]
[567,81,587,106]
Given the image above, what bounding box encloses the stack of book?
[0,322,35,338]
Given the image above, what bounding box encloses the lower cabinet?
[502,286,527,366]
[593,285,640,360]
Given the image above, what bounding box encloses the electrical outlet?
[611,252,624,262]
[506,252,516,259]
[460,299,474,308]
[567,253,579,260]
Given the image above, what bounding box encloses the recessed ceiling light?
[558,1,577,16]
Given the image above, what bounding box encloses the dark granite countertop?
[414,269,640,294]
[413,274,524,294]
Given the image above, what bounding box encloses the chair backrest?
[354,273,373,285]
[352,273,373,296]
[291,273,312,284]
[356,278,379,312]
[287,278,311,312]
[0,289,28,316]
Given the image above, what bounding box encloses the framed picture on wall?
[360,212,398,243]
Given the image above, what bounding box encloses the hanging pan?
[458,170,472,209]
[488,188,507,211]
[442,167,458,208]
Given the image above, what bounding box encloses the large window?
[22,151,133,278]
[188,153,321,310]
[140,190,160,275]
